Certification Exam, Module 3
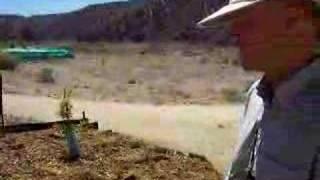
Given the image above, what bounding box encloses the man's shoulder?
[300,60,320,94]
[275,59,319,118]
[294,65,319,112]
[291,60,319,100]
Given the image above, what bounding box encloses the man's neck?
[264,58,314,89]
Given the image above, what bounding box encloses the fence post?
[0,74,4,136]
[82,111,86,120]
[82,111,88,124]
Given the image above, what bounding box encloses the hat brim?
[197,1,262,28]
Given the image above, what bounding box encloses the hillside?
[0,0,230,43]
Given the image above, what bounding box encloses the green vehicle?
[1,46,74,61]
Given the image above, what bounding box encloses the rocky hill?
[0,0,230,43]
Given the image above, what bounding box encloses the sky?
[0,0,126,16]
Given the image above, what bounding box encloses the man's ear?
[285,4,313,31]
[285,8,304,27]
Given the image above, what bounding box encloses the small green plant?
[59,89,73,119]
[59,88,80,160]
[38,67,55,83]
[0,53,18,70]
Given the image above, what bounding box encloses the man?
[198,0,319,179]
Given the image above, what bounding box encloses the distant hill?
[0,0,230,44]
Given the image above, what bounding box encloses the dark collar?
[257,77,274,107]
[256,57,318,107]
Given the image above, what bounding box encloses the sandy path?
[4,94,242,173]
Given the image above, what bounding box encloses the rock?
[128,79,137,84]
[217,124,225,129]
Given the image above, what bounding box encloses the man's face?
[230,1,315,71]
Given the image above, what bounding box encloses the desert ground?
[1,42,260,176]
[2,42,258,104]
[0,127,222,180]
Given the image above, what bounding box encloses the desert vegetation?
[0,53,18,71]
[1,42,258,104]
[0,0,260,179]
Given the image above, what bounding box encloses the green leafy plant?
[59,88,80,160]
[59,89,73,119]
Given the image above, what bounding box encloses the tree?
[59,89,81,161]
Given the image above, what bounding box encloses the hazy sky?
[0,0,126,16]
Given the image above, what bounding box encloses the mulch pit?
[0,126,221,180]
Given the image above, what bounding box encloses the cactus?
[59,88,80,160]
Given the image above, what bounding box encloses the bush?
[0,41,9,49]
[0,53,18,70]
[38,67,55,83]
[221,88,246,103]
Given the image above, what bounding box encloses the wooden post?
[82,111,86,120]
[82,111,88,124]
[0,74,4,136]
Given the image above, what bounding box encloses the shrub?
[59,89,73,119]
[221,88,246,103]
[38,67,55,83]
[58,88,81,161]
[0,53,18,70]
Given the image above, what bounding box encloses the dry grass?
[37,67,55,83]
[0,53,18,70]
[221,88,246,103]
[2,42,259,104]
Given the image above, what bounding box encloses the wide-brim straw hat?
[197,0,320,28]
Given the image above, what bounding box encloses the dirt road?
[4,94,242,173]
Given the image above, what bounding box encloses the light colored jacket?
[225,59,320,180]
